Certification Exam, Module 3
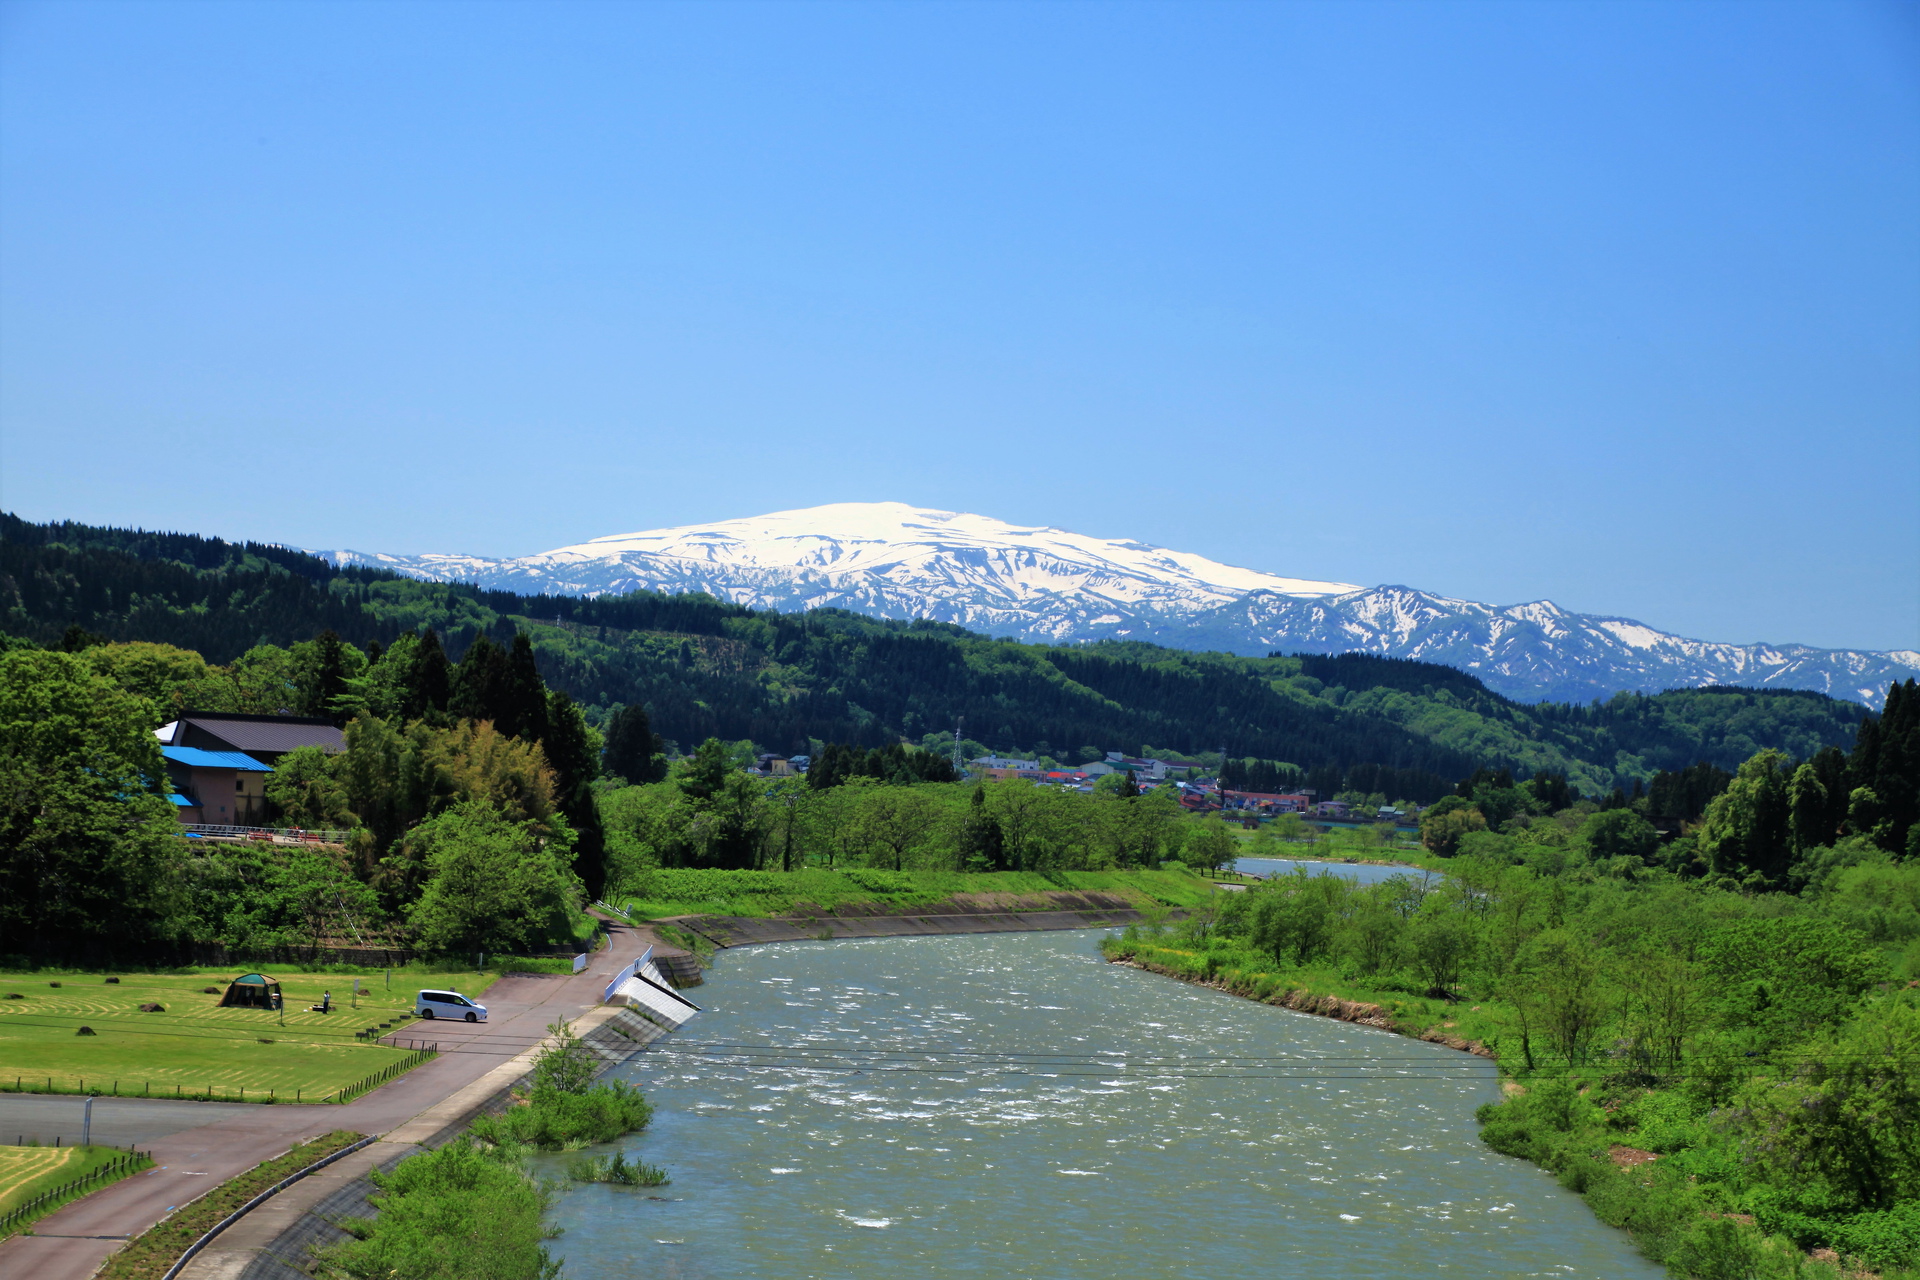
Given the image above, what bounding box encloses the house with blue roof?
[153,711,343,828]
[161,744,273,826]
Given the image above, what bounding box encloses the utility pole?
[82,1095,93,1147]
[952,717,964,775]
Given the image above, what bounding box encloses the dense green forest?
[1107,686,1920,1277]
[0,514,1870,800]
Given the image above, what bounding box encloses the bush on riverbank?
[471,1082,654,1149]
[470,1017,656,1150]
[316,1139,558,1280]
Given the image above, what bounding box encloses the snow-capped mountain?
[1146,586,1918,707]
[319,502,1360,641]
[314,502,1919,708]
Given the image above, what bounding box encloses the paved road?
[0,925,653,1280]
[0,1097,258,1149]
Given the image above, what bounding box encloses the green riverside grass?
[564,1150,667,1186]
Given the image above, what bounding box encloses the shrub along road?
[0,926,651,1280]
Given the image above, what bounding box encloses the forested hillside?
[0,514,1868,797]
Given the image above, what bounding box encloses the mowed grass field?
[0,970,492,1101]
[0,1144,130,1216]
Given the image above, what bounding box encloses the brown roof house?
[156,712,345,767]
[155,713,345,828]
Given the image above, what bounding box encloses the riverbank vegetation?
[1103,680,1920,1278]
[321,1020,658,1280]
[316,1139,560,1280]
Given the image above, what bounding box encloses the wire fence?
[0,1148,152,1238]
[327,1043,438,1104]
[3,1076,333,1104]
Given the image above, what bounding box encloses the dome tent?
[218,973,283,1010]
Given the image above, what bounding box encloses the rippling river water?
[544,931,1660,1279]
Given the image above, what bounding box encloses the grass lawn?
[1,1144,152,1237]
[0,969,499,1101]
[0,1144,128,1214]
[615,866,1222,920]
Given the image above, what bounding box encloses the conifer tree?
[603,703,665,783]
[449,634,511,726]
[404,627,452,720]
[304,629,354,726]
[543,691,607,898]
[502,634,549,743]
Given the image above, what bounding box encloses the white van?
[415,989,488,1022]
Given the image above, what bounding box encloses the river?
[543,931,1660,1279]
[1232,856,1425,885]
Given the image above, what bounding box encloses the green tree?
[1697,749,1794,887]
[531,1017,600,1094]
[297,629,361,726]
[79,641,222,716]
[851,785,940,871]
[501,634,550,743]
[0,650,186,956]
[404,627,452,720]
[449,634,512,728]
[1182,817,1239,874]
[407,801,580,955]
[544,692,607,897]
[1521,930,1610,1066]
[264,744,356,831]
[677,738,740,803]
[1578,808,1659,864]
[957,785,1008,871]
[602,703,666,784]
[1409,909,1476,997]
[1420,795,1487,857]
[1735,998,1920,1211]
[1702,916,1885,1048]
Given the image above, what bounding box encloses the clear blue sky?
[2,0,1915,652]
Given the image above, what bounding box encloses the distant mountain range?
[314,502,1919,709]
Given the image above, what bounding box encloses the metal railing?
[0,1148,151,1238]
[178,823,353,844]
[603,946,654,1004]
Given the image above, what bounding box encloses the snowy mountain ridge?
[314,502,1919,708]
